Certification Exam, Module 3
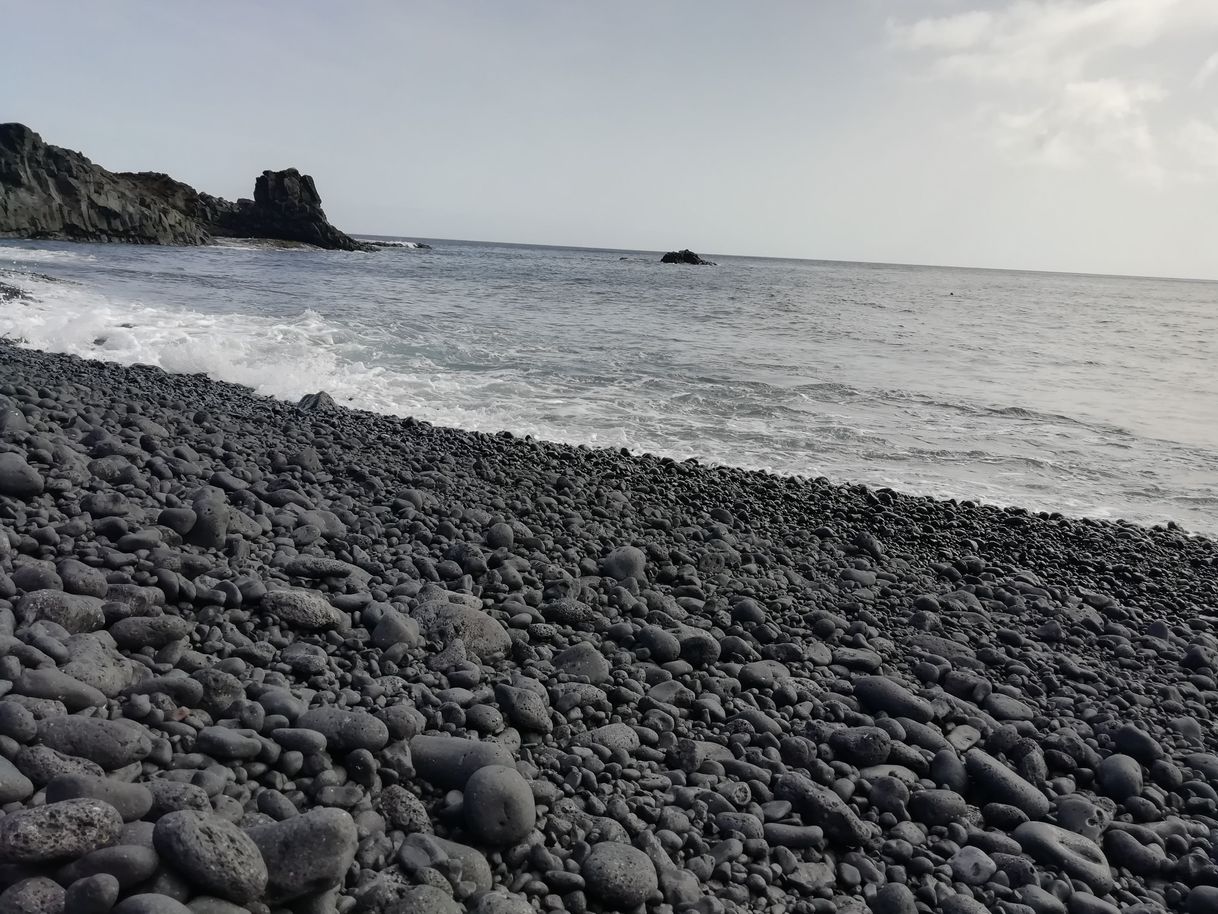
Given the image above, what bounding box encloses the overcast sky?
[6,0,1218,277]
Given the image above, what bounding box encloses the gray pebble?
[463,765,536,846]
[65,874,121,914]
[154,811,268,902]
[581,842,657,908]
[0,876,65,914]
[246,807,357,903]
[0,799,123,863]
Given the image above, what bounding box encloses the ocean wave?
[358,239,423,249]
[1,263,1215,536]
[0,245,98,265]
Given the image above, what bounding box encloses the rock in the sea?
[660,248,716,266]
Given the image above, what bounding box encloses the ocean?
[1,237,1215,536]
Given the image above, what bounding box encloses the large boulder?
[204,169,370,251]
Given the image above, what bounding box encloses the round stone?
[869,883,918,914]
[153,811,268,902]
[0,876,65,914]
[830,726,892,767]
[581,842,657,908]
[908,788,968,826]
[463,765,536,846]
[1096,753,1143,802]
[0,799,123,863]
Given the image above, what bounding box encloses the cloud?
[994,79,1165,181]
[889,0,1218,182]
[1194,50,1218,87]
[1178,117,1218,169]
[896,11,995,51]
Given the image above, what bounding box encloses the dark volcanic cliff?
[0,123,369,251]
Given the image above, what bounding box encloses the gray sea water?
[1,237,1215,535]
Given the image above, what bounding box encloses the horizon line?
[351,233,1218,286]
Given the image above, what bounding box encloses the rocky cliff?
[0,124,369,251]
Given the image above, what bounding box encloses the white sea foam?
[0,247,97,265]
[357,239,422,248]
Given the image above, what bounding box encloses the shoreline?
[0,342,1217,911]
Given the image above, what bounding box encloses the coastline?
[0,341,1216,911]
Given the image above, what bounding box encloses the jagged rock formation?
[661,248,715,265]
[0,123,369,251]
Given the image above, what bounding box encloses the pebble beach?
[0,341,1216,914]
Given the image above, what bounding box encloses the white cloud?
[1178,117,1218,169]
[994,79,1165,181]
[894,11,995,51]
[890,0,1218,182]
[1193,50,1218,86]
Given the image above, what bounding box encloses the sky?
[4,0,1218,278]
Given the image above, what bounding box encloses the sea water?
[1,237,1215,535]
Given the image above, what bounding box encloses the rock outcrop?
[661,248,715,265]
[0,123,369,251]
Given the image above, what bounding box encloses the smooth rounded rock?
[410,735,514,789]
[0,452,43,499]
[154,811,268,903]
[295,707,389,753]
[64,874,121,914]
[112,895,193,914]
[1096,753,1143,802]
[1014,821,1114,894]
[965,749,1051,818]
[390,884,462,914]
[829,726,892,767]
[581,842,657,908]
[869,883,917,914]
[37,716,151,770]
[853,676,933,723]
[245,807,357,903]
[463,765,536,846]
[0,754,35,803]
